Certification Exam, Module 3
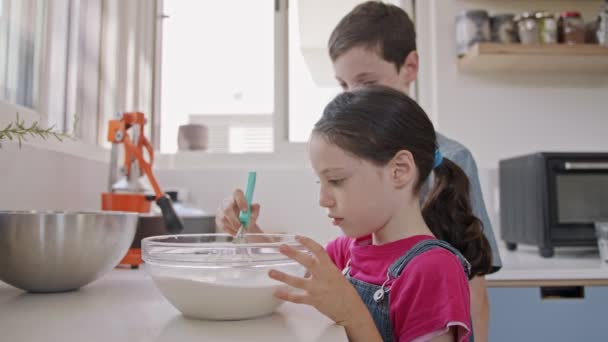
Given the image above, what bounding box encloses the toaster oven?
[499,152,608,257]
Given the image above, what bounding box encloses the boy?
[218,2,501,340]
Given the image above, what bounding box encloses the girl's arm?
[269,235,382,342]
[342,301,383,342]
[470,276,489,342]
[429,327,457,342]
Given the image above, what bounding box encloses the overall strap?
[388,239,471,279]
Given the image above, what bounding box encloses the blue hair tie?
[433,149,443,169]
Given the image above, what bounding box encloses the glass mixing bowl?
[142,233,307,320]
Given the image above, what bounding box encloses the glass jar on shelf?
[558,12,585,44]
[456,9,491,55]
[515,12,539,44]
[490,14,518,43]
[536,11,558,44]
[597,0,608,45]
[586,20,599,43]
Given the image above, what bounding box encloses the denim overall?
[342,239,472,342]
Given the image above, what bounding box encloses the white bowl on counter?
[142,233,306,320]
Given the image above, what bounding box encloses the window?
[158,0,410,152]
[287,0,343,143]
[0,0,45,109]
[1,0,105,145]
[4,0,414,156]
[159,0,275,153]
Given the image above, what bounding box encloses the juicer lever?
[157,195,184,234]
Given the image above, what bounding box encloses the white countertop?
[487,245,608,287]
[0,269,347,342]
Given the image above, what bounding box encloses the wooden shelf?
[458,43,608,73]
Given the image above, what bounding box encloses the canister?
[558,11,585,44]
[586,20,599,43]
[536,11,558,44]
[598,1,608,46]
[515,12,539,44]
[456,9,491,55]
[490,14,518,43]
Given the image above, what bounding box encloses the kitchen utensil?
[102,112,183,267]
[234,171,257,242]
[142,233,306,320]
[0,210,138,293]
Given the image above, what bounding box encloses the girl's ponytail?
[422,157,493,277]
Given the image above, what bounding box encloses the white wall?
[0,100,108,212]
[0,143,107,211]
[416,0,608,237]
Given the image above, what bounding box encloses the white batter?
[152,274,287,320]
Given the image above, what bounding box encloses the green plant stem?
[0,113,71,148]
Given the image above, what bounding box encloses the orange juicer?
[102,112,183,267]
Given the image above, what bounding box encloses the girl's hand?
[269,236,366,326]
[215,189,263,235]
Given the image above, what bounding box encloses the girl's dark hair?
[328,1,416,71]
[313,86,492,276]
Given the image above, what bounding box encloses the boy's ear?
[390,150,416,188]
[401,51,419,85]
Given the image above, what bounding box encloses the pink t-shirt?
[326,235,471,342]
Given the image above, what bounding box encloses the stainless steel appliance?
[499,152,608,257]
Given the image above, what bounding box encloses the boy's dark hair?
[328,1,416,71]
[313,86,493,277]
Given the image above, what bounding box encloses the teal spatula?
[234,171,256,242]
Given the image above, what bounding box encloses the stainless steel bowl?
[0,211,138,293]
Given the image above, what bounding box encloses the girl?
[268,86,492,342]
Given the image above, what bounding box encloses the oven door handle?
[563,162,608,170]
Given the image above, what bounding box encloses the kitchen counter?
[487,245,608,287]
[0,269,347,342]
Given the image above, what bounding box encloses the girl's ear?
[401,51,419,85]
[390,150,416,188]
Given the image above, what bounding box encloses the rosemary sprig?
[0,113,72,148]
